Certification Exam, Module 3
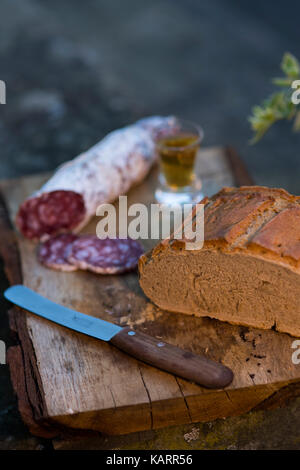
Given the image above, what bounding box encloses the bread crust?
[140,186,300,271]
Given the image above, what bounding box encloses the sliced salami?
[67,236,144,274]
[38,233,79,271]
[17,191,85,241]
[16,116,177,240]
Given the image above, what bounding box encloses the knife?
[4,285,233,389]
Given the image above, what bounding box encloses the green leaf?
[249,52,300,143]
[249,91,296,142]
[281,52,300,79]
[272,77,294,87]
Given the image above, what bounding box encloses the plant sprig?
[249,52,300,143]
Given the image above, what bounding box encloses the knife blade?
[4,284,233,389]
[5,285,122,341]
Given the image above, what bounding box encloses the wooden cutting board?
[1,146,300,439]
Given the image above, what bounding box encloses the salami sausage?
[67,236,144,274]
[16,116,177,240]
[38,233,79,271]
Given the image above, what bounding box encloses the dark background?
[0,0,300,450]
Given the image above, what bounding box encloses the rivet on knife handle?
[110,327,233,389]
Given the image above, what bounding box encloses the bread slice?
[139,186,300,337]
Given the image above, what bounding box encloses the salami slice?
[38,233,79,271]
[16,116,177,240]
[67,236,144,274]
[17,191,85,241]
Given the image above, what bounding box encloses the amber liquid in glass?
[157,133,199,188]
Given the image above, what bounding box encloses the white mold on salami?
[38,233,79,271]
[67,236,144,274]
[16,116,177,240]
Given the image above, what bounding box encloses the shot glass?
[155,118,204,206]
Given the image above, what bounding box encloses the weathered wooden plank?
[2,146,300,437]
[0,192,55,438]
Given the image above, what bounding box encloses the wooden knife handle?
[110,327,233,389]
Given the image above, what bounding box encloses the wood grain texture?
[2,146,300,437]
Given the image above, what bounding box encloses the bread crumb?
[184,427,200,443]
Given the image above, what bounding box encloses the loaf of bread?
[139,186,300,337]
